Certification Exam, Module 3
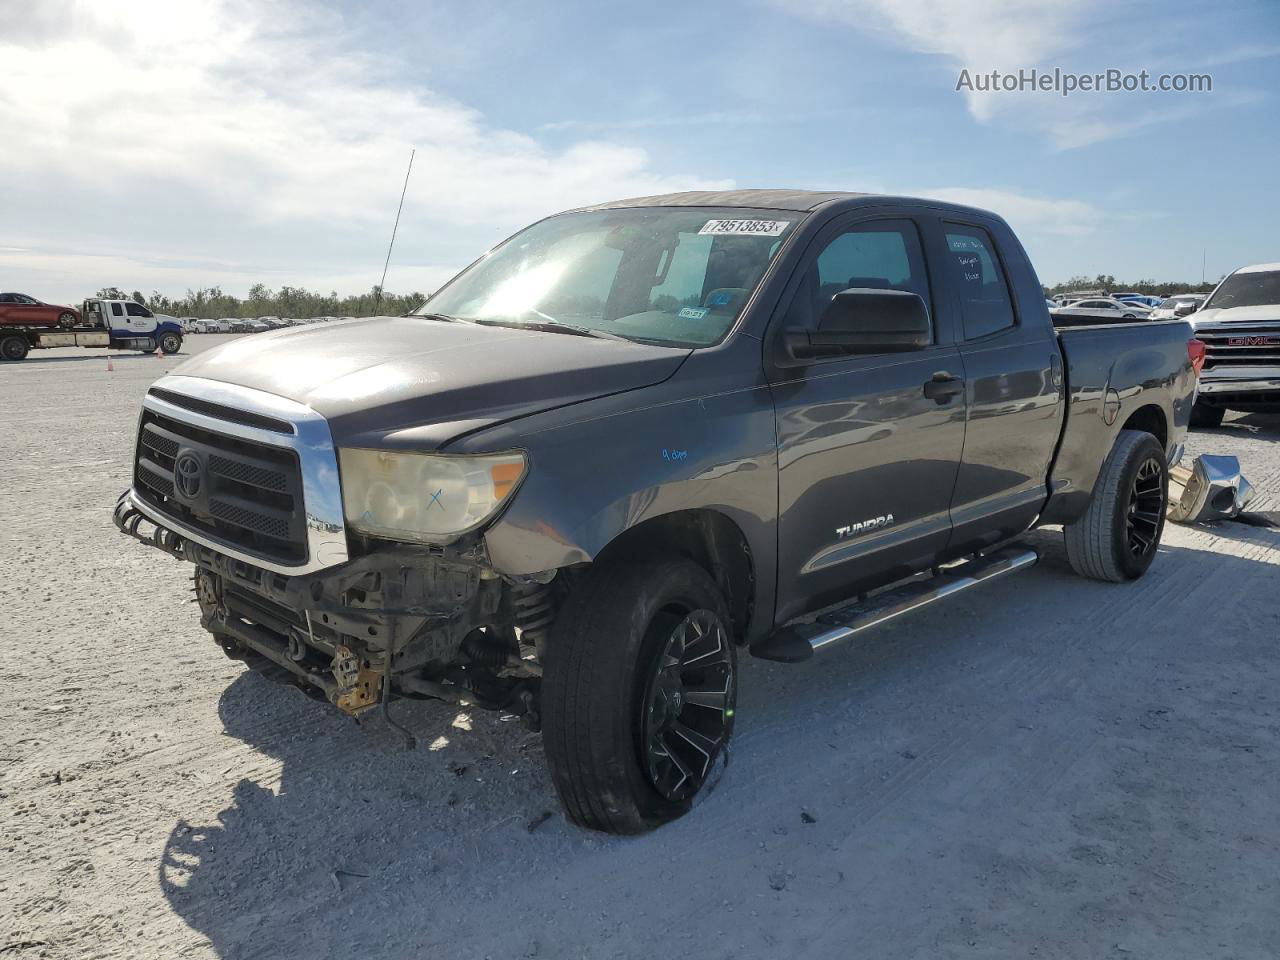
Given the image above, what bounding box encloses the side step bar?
[750,545,1039,663]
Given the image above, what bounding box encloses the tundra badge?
[836,514,895,539]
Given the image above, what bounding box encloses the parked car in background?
[0,292,82,329]
[1053,297,1153,319]
[1149,294,1206,320]
[1115,294,1163,308]
[1185,262,1280,427]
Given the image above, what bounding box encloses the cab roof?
[1236,261,1280,274]
[574,189,873,213]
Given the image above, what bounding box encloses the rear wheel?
[542,559,737,834]
[1190,401,1225,429]
[58,311,76,329]
[158,332,183,354]
[1,335,29,361]
[1064,429,1168,582]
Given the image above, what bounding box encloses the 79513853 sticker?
[698,219,791,237]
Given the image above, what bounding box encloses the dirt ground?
[2,335,1278,960]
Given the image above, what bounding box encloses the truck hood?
[1192,305,1280,327]
[170,316,691,449]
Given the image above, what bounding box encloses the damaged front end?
[115,499,554,734]
[113,377,562,736]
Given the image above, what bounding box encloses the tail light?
[1188,338,1206,377]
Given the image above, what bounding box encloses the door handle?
[923,373,965,403]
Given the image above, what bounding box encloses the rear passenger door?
[934,220,1065,553]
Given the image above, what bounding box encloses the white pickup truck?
[1188,262,1280,426]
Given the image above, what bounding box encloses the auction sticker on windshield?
[698,219,791,237]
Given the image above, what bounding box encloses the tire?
[1,335,29,361]
[58,311,77,329]
[1122,313,1136,319]
[158,332,183,355]
[542,559,737,834]
[1190,401,1225,429]
[1064,429,1168,583]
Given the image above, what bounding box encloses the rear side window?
[945,224,1015,340]
[111,302,124,316]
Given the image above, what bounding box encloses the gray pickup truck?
[115,190,1200,833]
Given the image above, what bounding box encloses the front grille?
[1197,322,1280,369]
[134,409,307,564]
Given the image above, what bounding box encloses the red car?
[0,292,81,329]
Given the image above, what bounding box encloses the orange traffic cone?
[154,346,163,358]
[106,356,114,372]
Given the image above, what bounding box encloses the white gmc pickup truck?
[1189,262,1280,427]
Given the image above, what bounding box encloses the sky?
[1,0,1278,304]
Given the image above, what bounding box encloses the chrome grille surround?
[124,374,349,574]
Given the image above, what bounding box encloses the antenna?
[375,148,416,315]
[1201,248,1206,285]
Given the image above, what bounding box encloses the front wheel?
[1064,429,1168,582]
[158,332,183,354]
[542,559,737,834]
[1,334,29,361]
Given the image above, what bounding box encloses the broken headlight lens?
[338,449,526,543]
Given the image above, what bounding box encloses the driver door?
[768,215,966,625]
[125,301,155,333]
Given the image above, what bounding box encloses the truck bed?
[1042,318,1196,523]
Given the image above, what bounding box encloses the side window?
[790,219,932,339]
[111,302,124,317]
[125,302,151,317]
[944,224,1015,340]
[0,294,12,303]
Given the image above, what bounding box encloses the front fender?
[449,371,780,626]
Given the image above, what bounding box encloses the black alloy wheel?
[1126,456,1165,558]
[639,607,735,802]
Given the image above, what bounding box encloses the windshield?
[418,207,798,346]
[1205,269,1280,309]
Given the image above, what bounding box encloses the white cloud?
[774,0,1093,122]
[905,187,1099,238]
[768,0,1259,149]
[0,0,731,300]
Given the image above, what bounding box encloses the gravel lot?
[3,334,1279,960]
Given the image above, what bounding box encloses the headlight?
[338,449,526,543]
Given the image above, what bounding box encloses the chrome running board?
[750,545,1039,663]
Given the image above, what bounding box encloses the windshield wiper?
[473,317,630,342]
[415,312,475,324]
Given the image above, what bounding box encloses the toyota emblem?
[174,452,202,499]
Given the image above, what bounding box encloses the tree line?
[91,273,1223,318]
[1043,274,1221,297]
[93,284,428,319]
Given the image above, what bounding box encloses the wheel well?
[1120,404,1167,449]
[593,510,756,643]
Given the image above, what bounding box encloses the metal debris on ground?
[1167,455,1257,524]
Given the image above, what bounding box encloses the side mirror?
[785,288,930,360]
[1173,302,1198,317]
